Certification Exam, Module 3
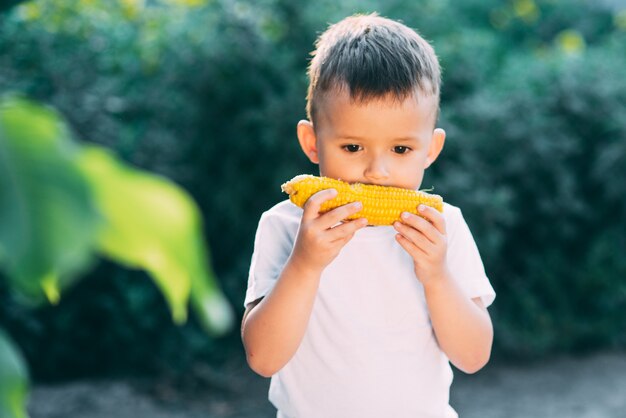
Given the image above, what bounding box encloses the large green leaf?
[77,146,234,332]
[0,94,233,412]
[0,95,101,303]
[0,93,233,331]
[0,329,29,418]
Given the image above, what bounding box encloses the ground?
[28,351,626,418]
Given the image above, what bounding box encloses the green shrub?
[435,35,626,358]
[1,0,625,381]
[0,0,251,379]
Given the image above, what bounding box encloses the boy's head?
[297,13,446,191]
[305,13,441,126]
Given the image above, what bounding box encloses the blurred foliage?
[436,36,626,357]
[0,95,100,303]
[0,330,28,418]
[0,93,234,415]
[0,0,625,383]
[0,94,233,330]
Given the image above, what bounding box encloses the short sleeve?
[445,204,496,308]
[244,202,300,308]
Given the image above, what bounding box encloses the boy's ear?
[297,120,319,164]
[424,128,445,169]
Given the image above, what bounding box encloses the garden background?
[1,0,625,417]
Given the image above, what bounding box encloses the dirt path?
[451,351,626,417]
[29,351,626,418]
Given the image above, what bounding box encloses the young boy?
[242,13,495,418]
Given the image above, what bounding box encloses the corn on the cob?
[281,175,443,226]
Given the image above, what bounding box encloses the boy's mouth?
[337,178,395,188]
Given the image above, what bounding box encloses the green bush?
[0,94,233,417]
[0,0,625,381]
[0,0,252,379]
[436,35,626,357]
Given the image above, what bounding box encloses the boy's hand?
[393,205,448,286]
[290,188,367,274]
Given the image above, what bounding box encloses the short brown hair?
[306,13,441,126]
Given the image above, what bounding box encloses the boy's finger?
[394,221,433,250]
[416,205,446,235]
[396,233,427,260]
[327,218,368,241]
[302,188,338,220]
[319,201,363,228]
[399,212,439,244]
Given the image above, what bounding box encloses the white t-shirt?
[245,200,495,418]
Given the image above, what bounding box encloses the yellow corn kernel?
[281,175,444,226]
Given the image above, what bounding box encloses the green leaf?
[0,94,101,303]
[0,329,29,418]
[0,93,233,333]
[77,146,234,333]
[187,231,235,335]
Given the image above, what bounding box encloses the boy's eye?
[394,146,410,154]
[343,144,362,153]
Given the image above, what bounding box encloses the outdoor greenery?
[0,0,625,399]
[0,93,234,416]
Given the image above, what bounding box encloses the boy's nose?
[363,157,390,184]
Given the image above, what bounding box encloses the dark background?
[1,0,625,384]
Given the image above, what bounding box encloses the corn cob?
[281,175,443,226]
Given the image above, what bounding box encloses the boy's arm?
[423,275,493,374]
[394,205,493,374]
[241,189,367,378]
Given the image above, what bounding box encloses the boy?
[242,13,495,418]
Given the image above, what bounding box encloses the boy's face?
[297,89,445,190]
